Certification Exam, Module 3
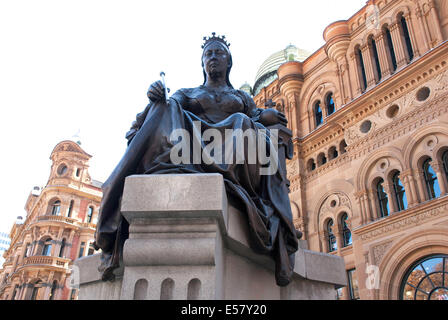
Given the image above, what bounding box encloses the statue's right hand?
[147,80,166,103]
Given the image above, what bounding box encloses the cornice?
[353,195,448,241]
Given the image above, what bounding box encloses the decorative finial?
[201,32,231,49]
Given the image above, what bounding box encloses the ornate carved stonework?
[318,192,352,222]
[286,158,299,180]
[359,202,448,241]
[372,241,393,265]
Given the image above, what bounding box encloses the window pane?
[348,269,360,300]
[443,152,448,181]
[422,258,444,274]
[315,102,323,126]
[326,94,335,116]
[401,16,414,61]
[377,179,389,217]
[415,289,427,300]
[424,161,441,199]
[393,173,407,211]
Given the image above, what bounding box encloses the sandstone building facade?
[246,0,448,300]
[2,0,448,301]
[0,141,102,300]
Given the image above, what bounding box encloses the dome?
[239,82,253,96]
[253,45,311,96]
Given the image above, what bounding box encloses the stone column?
[288,97,299,138]
[320,232,330,253]
[354,192,365,225]
[17,284,26,300]
[364,191,375,222]
[43,271,55,300]
[67,229,76,259]
[349,53,363,96]
[430,161,447,195]
[382,182,396,214]
[52,228,65,257]
[21,283,34,300]
[429,0,443,46]
[361,44,376,88]
[374,32,393,78]
[334,225,343,254]
[415,170,428,201]
[415,7,431,52]
[408,173,420,205]
[403,12,419,58]
[399,172,415,207]
[389,22,408,68]
[339,57,353,102]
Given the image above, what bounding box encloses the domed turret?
[47,140,92,186]
[323,20,351,62]
[253,45,310,96]
[239,82,253,96]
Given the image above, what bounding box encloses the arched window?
[24,243,32,258]
[328,146,338,160]
[314,101,323,127]
[355,46,368,92]
[42,238,52,256]
[49,281,58,300]
[384,27,397,72]
[327,219,337,252]
[307,159,316,172]
[401,255,448,300]
[377,178,390,218]
[30,281,42,300]
[67,200,74,218]
[399,14,414,62]
[368,36,382,82]
[341,213,352,247]
[87,206,94,223]
[317,153,327,167]
[340,140,347,154]
[442,151,448,182]
[326,93,335,116]
[11,285,19,300]
[423,159,441,200]
[78,242,85,258]
[392,172,408,212]
[51,200,61,216]
[59,239,66,258]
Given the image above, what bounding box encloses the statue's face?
[202,41,230,78]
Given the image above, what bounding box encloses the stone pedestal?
[76,174,346,300]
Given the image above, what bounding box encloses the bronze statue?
[94,33,300,287]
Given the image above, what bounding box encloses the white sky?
[0,0,366,233]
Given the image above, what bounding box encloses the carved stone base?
[75,174,346,300]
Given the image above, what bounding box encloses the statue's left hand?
[258,108,288,127]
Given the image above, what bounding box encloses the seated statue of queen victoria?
[94,33,301,287]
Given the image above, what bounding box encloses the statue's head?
[201,33,233,88]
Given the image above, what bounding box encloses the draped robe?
[94,86,299,286]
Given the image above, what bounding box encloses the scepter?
[160,71,170,104]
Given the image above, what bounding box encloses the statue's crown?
[202,32,230,49]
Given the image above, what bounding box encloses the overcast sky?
[0,0,366,233]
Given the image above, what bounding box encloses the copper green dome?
[253,45,310,96]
